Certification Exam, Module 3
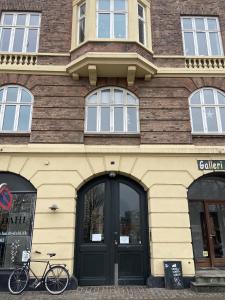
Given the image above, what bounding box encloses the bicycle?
[8,252,70,295]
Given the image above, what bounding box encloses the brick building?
[0,0,225,290]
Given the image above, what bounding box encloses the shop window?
[0,85,33,133]
[0,172,36,269]
[85,87,139,133]
[97,0,128,39]
[138,3,146,45]
[189,88,225,134]
[0,12,41,53]
[181,17,223,56]
[78,2,86,44]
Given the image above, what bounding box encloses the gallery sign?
[197,160,225,171]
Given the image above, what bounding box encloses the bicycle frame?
[22,258,52,284]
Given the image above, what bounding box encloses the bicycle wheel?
[8,268,29,295]
[44,265,69,295]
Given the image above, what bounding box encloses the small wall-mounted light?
[49,204,59,211]
[109,171,116,178]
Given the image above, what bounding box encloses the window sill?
[192,133,225,137]
[84,133,140,138]
[0,132,30,137]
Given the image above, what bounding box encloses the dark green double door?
[75,175,149,286]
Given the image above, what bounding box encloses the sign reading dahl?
[197,160,225,171]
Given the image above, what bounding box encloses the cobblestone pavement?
[1,287,225,300]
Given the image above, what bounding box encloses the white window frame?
[0,85,33,133]
[96,0,128,39]
[181,16,223,56]
[0,12,41,53]
[189,88,225,135]
[77,2,86,44]
[85,87,139,134]
[138,2,146,45]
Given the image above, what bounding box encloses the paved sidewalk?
[1,286,225,300]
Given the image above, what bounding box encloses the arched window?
[85,87,139,133]
[0,85,33,132]
[189,88,225,134]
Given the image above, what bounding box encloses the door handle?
[114,240,118,245]
[210,234,216,238]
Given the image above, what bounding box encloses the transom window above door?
[85,87,139,134]
[181,17,223,56]
[97,0,128,39]
[0,12,41,53]
[0,85,33,132]
[189,88,225,134]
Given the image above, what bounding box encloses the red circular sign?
[0,183,13,211]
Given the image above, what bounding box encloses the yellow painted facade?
[1,144,225,277]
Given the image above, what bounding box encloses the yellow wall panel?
[152,243,193,259]
[151,259,195,276]
[149,213,190,228]
[32,228,74,244]
[34,213,75,229]
[151,228,192,243]
[149,198,189,212]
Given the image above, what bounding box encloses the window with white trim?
[85,87,139,133]
[97,0,128,39]
[0,12,41,53]
[181,17,223,56]
[78,2,86,44]
[0,86,33,132]
[138,3,146,45]
[189,88,225,134]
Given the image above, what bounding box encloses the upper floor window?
[189,88,225,134]
[85,87,139,133]
[138,3,146,45]
[78,2,86,44]
[0,86,33,132]
[181,17,223,56]
[97,0,128,39]
[0,12,41,53]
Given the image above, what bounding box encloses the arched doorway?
[188,173,225,268]
[75,174,149,286]
[0,172,36,270]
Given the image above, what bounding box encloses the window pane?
[190,92,201,104]
[114,89,123,104]
[18,106,31,131]
[209,33,221,55]
[87,93,97,104]
[16,14,26,26]
[87,107,97,131]
[115,0,126,10]
[218,92,225,104]
[29,15,40,27]
[99,0,110,10]
[2,106,16,130]
[208,19,218,30]
[101,89,110,104]
[195,18,205,30]
[184,32,195,55]
[80,4,86,17]
[120,183,141,244]
[127,107,137,132]
[114,14,126,38]
[3,14,13,26]
[182,18,192,30]
[6,87,18,102]
[127,94,137,105]
[220,108,225,132]
[79,19,85,43]
[0,90,3,103]
[191,108,204,132]
[114,107,123,131]
[139,19,145,44]
[83,183,105,243]
[0,28,11,51]
[101,107,110,131]
[203,89,214,104]
[27,29,38,52]
[205,107,218,132]
[21,90,32,103]
[138,4,144,18]
[13,29,25,52]
[197,32,208,55]
[98,13,110,38]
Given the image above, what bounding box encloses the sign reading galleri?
[197,160,225,171]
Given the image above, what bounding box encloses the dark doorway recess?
[188,173,225,269]
[75,174,150,286]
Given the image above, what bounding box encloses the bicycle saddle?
[47,253,56,257]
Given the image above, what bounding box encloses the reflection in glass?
[0,29,11,51]
[83,183,105,243]
[27,29,38,52]
[203,89,214,104]
[114,107,123,132]
[191,107,204,132]
[101,107,110,131]
[6,87,18,102]
[13,29,25,52]
[184,32,195,55]
[209,33,221,56]
[197,32,208,56]
[2,106,16,131]
[87,107,97,131]
[205,107,218,132]
[120,183,141,244]
[114,14,126,38]
[18,106,31,131]
[127,107,137,132]
[98,14,110,38]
